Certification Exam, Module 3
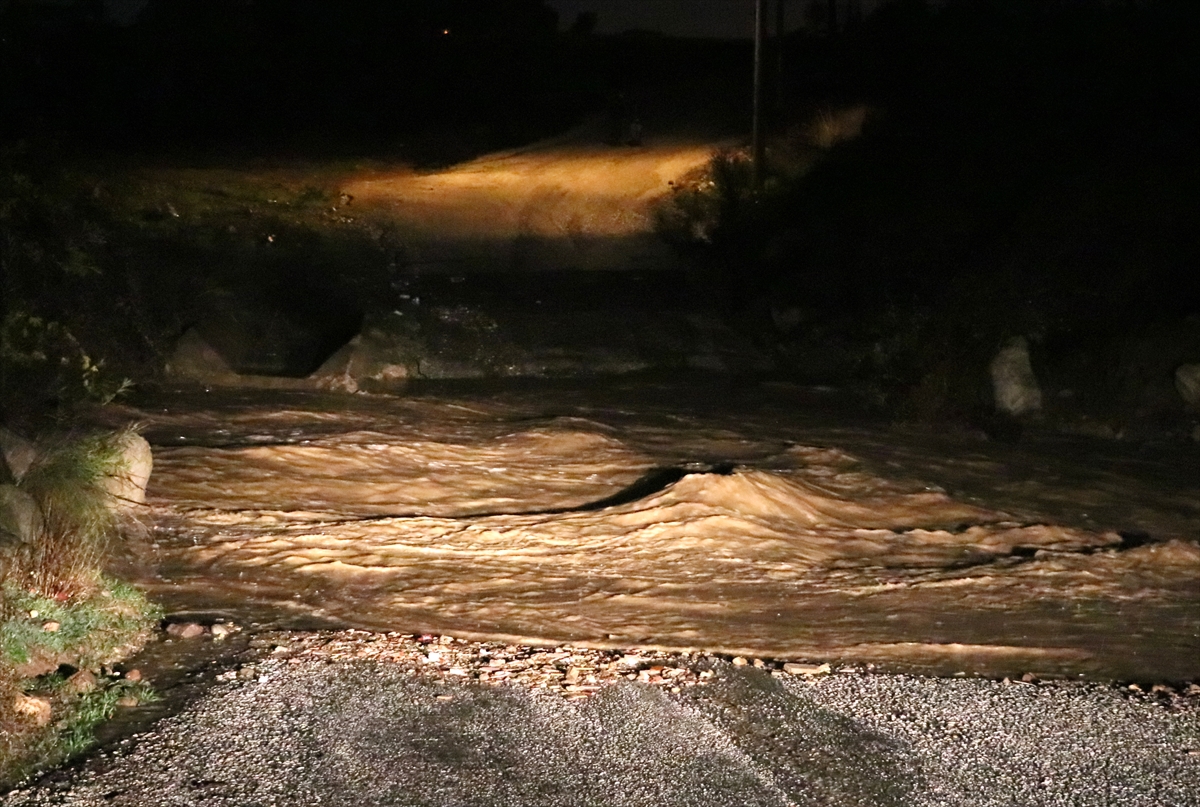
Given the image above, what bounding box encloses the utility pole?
[752,0,767,189]
[775,0,786,116]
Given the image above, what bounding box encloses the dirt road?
[344,121,723,273]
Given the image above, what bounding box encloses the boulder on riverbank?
[1176,364,1200,410]
[103,431,153,510]
[0,427,37,483]
[990,337,1043,417]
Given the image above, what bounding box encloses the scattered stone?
[269,631,726,699]
[123,669,142,683]
[13,695,52,726]
[115,696,139,708]
[210,623,238,640]
[41,621,60,633]
[66,670,98,695]
[165,622,207,639]
[242,631,1157,710]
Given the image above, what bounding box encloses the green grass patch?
[0,578,160,788]
[46,675,159,763]
[0,581,159,670]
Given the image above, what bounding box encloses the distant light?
[442,29,451,35]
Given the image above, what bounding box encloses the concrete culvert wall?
[188,281,363,379]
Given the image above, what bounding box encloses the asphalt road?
[6,656,1198,807]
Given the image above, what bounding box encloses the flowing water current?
[97,378,1200,682]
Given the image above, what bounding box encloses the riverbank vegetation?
[0,430,159,788]
[658,0,1200,437]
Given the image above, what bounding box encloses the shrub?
[2,428,139,600]
[0,145,134,422]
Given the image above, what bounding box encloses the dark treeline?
[647,0,1200,423]
[1,0,559,154]
[0,0,748,159]
[760,0,1200,319]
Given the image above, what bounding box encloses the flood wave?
[110,387,1200,679]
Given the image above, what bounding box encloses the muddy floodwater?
[97,377,1200,682]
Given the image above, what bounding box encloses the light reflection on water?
[98,379,1200,681]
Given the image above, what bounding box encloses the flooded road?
[98,377,1200,681]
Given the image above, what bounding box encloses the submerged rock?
[166,622,208,639]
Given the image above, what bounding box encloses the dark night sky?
[101,0,823,38]
[548,0,760,38]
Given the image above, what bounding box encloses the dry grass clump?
[2,428,138,601]
[802,104,873,150]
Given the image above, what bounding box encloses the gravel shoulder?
[5,630,1199,807]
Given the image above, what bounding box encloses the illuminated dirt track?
[343,122,724,273]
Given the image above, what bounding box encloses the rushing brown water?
[97,378,1200,681]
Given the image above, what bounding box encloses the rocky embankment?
[229,629,836,698]
[159,623,1200,708]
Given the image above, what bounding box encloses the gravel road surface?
[5,633,1198,807]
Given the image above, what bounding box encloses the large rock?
[0,426,37,483]
[990,336,1042,417]
[1175,363,1200,409]
[102,431,153,509]
[0,484,43,545]
[110,432,153,506]
[12,694,52,727]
